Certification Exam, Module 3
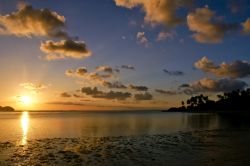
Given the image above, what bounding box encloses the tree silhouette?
[167,88,250,112]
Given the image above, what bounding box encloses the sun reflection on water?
[21,111,29,145]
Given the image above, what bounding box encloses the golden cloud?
[114,0,187,27]
[242,18,250,34]
[0,4,67,38]
[19,82,48,93]
[96,65,114,74]
[65,67,88,77]
[187,7,237,43]
[195,56,250,78]
[188,78,247,93]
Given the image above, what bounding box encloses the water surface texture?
[0,111,242,142]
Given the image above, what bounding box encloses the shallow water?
[0,111,248,142]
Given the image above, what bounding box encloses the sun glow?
[20,95,32,105]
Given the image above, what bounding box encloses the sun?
[20,96,32,105]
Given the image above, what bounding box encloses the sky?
[0,0,250,111]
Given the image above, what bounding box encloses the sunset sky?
[0,0,250,110]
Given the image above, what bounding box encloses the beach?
[1,128,250,166]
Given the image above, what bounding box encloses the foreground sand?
[1,129,250,166]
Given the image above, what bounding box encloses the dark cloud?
[121,65,135,70]
[179,84,190,88]
[195,56,250,78]
[228,0,248,14]
[114,69,120,73]
[102,81,127,89]
[128,84,148,91]
[81,87,131,100]
[61,92,71,98]
[81,87,103,96]
[41,40,92,60]
[0,4,67,38]
[73,94,83,98]
[187,7,238,43]
[89,72,113,81]
[163,69,184,76]
[76,67,88,76]
[228,0,240,13]
[134,92,153,101]
[155,89,178,95]
[47,102,86,106]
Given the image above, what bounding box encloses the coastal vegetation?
[167,89,250,112]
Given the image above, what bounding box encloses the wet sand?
[1,129,250,166]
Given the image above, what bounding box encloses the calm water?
[0,111,248,142]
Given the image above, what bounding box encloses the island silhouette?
[0,106,15,112]
[165,88,250,112]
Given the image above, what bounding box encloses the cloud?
[44,54,65,61]
[102,81,127,89]
[20,82,48,90]
[0,4,67,38]
[128,84,148,91]
[19,82,48,93]
[195,56,250,78]
[163,69,184,76]
[65,66,115,87]
[81,87,102,96]
[65,67,88,77]
[0,4,92,61]
[137,32,149,47]
[73,94,83,98]
[114,0,191,27]
[156,31,174,41]
[81,87,131,100]
[60,92,71,98]
[89,72,113,80]
[114,68,120,73]
[40,40,92,60]
[96,65,114,74]
[228,0,249,14]
[121,65,135,70]
[187,7,238,43]
[46,101,87,106]
[179,83,190,88]
[228,0,241,14]
[134,92,153,100]
[242,18,250,34]
[186,78,247,93]
[155,89,178,95]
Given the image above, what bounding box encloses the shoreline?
[1,129,250,165]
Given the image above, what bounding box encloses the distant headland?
[164,89,250,112]
[0,106,15,112]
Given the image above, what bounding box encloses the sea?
[0,110,249,142]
